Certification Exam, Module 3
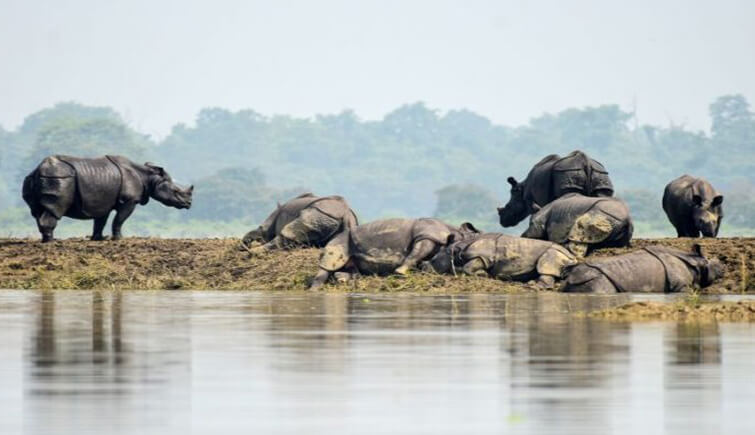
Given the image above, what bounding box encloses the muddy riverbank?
[0,237,752,293]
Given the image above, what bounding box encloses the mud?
[0,237,752,292]
[589,300,755,322]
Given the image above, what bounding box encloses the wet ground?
[1,290,753,434]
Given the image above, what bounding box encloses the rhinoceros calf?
[240,193,358,254]
[522,193,633,257]
[22,155,193,242]
[663,175,723,237]
[309,218,480,289]
[562,245,723,293]
[497,150,614,227]
[423,233,578,288]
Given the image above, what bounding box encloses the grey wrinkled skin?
[22,155,193,242]
[662,175,723,238]
[240,193,358,253]
[423,233,578,288]
[309,218,480,289]
[497,150,614,227]
[562,245,724,293]
[522,193,633,257]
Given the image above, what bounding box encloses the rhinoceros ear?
[692,243,703,257]
[531,203,542,213]
[460,222,480,234]
[692,195,703,206]
[145,162,165,176]
[507,177,518,187]
[711,195,723,207]
[446,233,456,245]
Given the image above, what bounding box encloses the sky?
[1,0,753,138]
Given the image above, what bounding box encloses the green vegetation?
[1,96,754,238]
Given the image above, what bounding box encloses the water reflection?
[0,290,750,434]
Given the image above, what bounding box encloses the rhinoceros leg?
[91,214,110,241]
[37,211,58,243]
[536,246,578,286]
[395,239,437,275]
[566,242,589,258]
[111,201,137,240]
[567,212,614,256]
[462,258,488,277]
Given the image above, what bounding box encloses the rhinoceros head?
[145,163,193,209]
[692,194,723,237]
[497,176,529,227]
[691,244,725,287]
[424,225,481,275]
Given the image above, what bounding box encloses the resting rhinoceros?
[497,150,614,227]
[562,245,723,293]
[309,218,480,289]
[423,233,578,288]
[22,155,193,242]
[521,193,633,257]
[662,175,723,237]
[240,193,358,254]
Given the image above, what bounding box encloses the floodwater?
[0,291,753,435]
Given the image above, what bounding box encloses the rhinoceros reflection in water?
[422,233,578,289]
[22,155,193,242]
[309,218,480,289]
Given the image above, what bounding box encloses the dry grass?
[0,236,752,292]
[588,299,755,322]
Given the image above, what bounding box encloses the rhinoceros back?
[350,219,417,273]
[576,249,670,292]
[57,156,122,218]
[551,151,613,198]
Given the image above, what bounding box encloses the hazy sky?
[1,0,753,138]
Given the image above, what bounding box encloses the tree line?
[1,95,753,237]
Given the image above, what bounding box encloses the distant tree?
[619,189,665,223]
[190,167,304,222]
[709,95,755,160]
[434,184,499,227]
[723,179,755,228]
[23,118,151,170]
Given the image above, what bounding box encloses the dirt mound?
[0,238,521,292]
[0,237,751,292]
[589,300,755,322]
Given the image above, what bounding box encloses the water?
[0,290,753,435]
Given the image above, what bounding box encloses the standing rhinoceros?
[497,150,614,227]
[423,233,578,288]
[521,193,633,257]
[22,155,193,242]
[309,218,480,289]
[240,193,358,254]
[662,175,723,237]
[562,245,723,293]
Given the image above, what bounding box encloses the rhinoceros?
[662,175,723,237]
[22,155,193,242]
[309,218,480,289]
[240,193,358,254]
[562,245,723,293]
[521,193,633,257]
[497,150,614,227]
[423,233,578,288]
